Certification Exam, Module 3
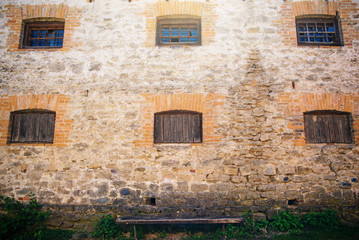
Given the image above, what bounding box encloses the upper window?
[156,18,201,46]
[296,16,341,46]
[9,110,56,143]
[154,110,202,143]
[304,111,352,144]
[22,21,65,49]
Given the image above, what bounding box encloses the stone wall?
[0,0,359,230]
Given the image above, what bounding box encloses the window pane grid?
[160,23,199,44]
[296,18,339,46]
[24,22,64,48]
[298,22,336,43]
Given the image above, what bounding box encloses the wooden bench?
[117,217,244,240]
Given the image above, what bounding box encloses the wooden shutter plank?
[304,115,315,143]
[317,115,330,143]
[170,114,177,143]
[154,114,163,143]
[176,114,183,143]
[193,114,202,143]
[334,114,352,143]
[19,114,29,142]
[188,114,194,143]
[163,114,171,143]
[11,114,21,142]
[48,113,55,142]
[183,114,189,143]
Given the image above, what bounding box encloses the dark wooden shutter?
[154,111,202,143]
[304,111,352,144]
[10,111,56,143]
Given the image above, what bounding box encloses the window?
[156,18,201,46]
[9,110,56,143]
[296,16,341,46]
[22,21,65,48]
[304,111,352,144]
[154,111,202,143]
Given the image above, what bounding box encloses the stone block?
[191,184,209,192]
[263,165,276,176]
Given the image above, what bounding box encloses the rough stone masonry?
[0,0,359,231]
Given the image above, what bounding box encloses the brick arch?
[154,1,204,18]
[276,93,359,146]
[0,94,73,146]
[292,0,338,17]
[144,0,217,47]
[135,93,225,147]
[5,4,81,51]
[21,4,69,20]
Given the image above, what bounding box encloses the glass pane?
[327,24,335,32]
[309,37,314,42]
[180,28,189,36]
[48,29,55,38]
[47,39,55,46]
[56,30,64,37]
[298,24,306,32]
[39,30,46,38]
[315,37,324,42]
[161,38,170,43]
[162,27,170,37]
[31,30,38,38]
[180,38,189,42]
[190,38,198,42]
[190,28,198,36]
[299,37,306,42]
[39,40,46,46]
[171,37,179,42]
[56,39,63,46]
[171,28,179,37]
[307,24,315,31]
[30,40,37,46]
[317,23,325,32]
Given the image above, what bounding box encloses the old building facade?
[0,0,359,230]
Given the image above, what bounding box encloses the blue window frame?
[296,17,341,46]
[23,21,65,48]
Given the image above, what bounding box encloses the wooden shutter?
[154,111,202,143]
[304,112,352,144]
[10,111,56,143]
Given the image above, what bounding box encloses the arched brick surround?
[0,94,73,146]
[275,0,359,47]
[134,93,225,146]
[5,4,81,51]
[144,0,217,47]
[276,93,359,146]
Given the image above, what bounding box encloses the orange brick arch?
[292,0,338,17]
[5,4,81,51]
[144,0,217,47]
[276,93,359,146]
[135,93,225,147]
[0,94,73,147]
[276,0,359,47]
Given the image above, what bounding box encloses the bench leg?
[222,224,227,239]
[134,225,137,240]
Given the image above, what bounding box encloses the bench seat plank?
[116,217,243,225]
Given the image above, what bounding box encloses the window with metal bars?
[9,110,56,143]
[154,111,202,143]
[22,21,65,48]
[296,17,341,46]
[156,18,201,46]
[304,111,352,144]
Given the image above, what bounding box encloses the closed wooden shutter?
[304,111,352,144]
[154,111,202,143]
[10,111,56,143]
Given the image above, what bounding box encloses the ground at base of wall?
[41,223,359,240]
